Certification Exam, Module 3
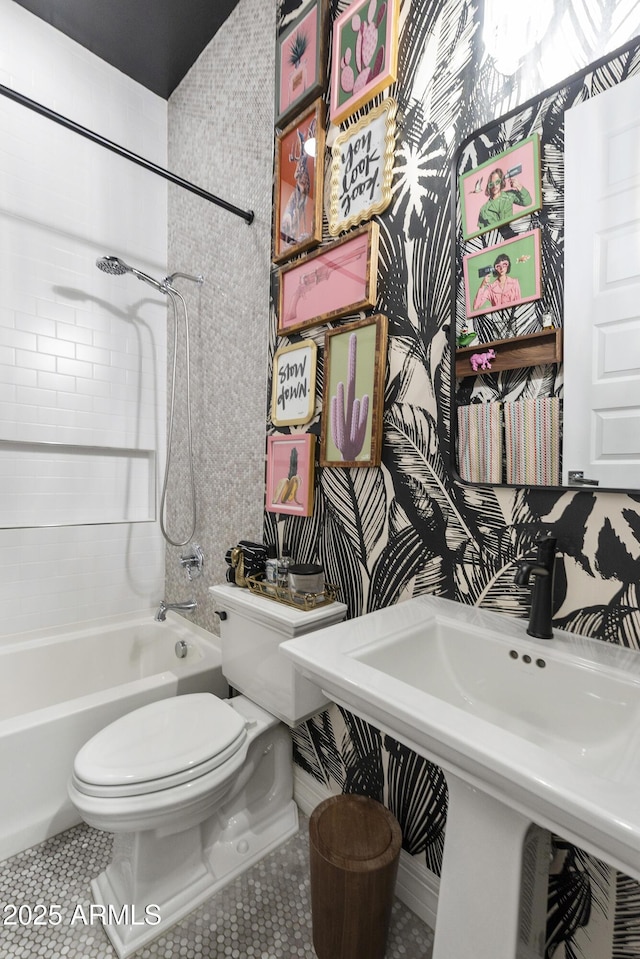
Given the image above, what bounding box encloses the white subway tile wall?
[0,0,168,636]
[0,442,156,527]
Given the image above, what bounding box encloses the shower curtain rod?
[0,82,254,225]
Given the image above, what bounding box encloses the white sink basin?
[281,594,640,959]
[353,609,640,774]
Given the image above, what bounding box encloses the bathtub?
[0,610,226,862]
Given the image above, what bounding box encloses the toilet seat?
[72,693,247,799]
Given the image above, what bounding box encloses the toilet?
[68,584,347,958]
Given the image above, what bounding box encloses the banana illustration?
[271,445,303,505]
[272,477,289,503]
[285,475,302,503]
[272,475,302,504]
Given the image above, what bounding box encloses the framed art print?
[266,433,316,516]
[278,222,380,334]
[320,314,388,468]
[330,0,399,126]
[271,340,317,426]
[463,229,542,318]
[273,98,325,264]
[329,97,396,236]
[275,0,327,128]
[458,134,542,240]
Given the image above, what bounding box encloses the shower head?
[96,255,129,276]
[96,255,166,293]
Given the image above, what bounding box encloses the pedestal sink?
[280,594,640,959]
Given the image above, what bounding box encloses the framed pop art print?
[330,0,399,126]
[277,222,380,334]
[275,0,328,128]
[320,314,388,468]
[458,134,542,241]
[266,433,316,516]
[273,98,325,264]
[463,229,542,318]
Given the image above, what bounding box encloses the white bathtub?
[0,610,226,862]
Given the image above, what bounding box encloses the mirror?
[452,36,640,493]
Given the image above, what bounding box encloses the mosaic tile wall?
[165,0,276,630]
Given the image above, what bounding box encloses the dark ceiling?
[12,0,241,99]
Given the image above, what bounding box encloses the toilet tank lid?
[210,584,347,637]
[73,693,246,787]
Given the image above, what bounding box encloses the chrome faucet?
[514,536,557,639]
[155,599,197,622]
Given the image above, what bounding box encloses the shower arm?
[0,82,254,225]
[165,271,204,288]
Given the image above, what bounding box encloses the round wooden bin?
[309,795,402,959]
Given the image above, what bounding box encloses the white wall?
[0,0,168,636]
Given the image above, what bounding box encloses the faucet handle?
[180,544,204,581]
[535,536,557,568]
[535,534,557,546]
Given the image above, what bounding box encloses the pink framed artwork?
[277,223,379,334]
[275,0,327,128]
[266,433,316,516]
[330,0,399,126]
[458,135,542,241]
[463,229,542,318]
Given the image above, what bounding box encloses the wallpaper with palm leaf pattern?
[269,1,640,955]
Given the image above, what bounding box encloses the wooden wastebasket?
[309,794,402,959]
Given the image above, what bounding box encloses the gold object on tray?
[245,575,338,610]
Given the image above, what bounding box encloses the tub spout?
[155,599,197,622]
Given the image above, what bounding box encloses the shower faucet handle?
[180,544,204,581]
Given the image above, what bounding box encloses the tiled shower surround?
[0,818,434,958]
[0,0,168,636]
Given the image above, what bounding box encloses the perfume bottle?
[277,544,292,589]
[265,544,278,585]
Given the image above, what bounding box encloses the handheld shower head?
[96,255,129,276]
[96,255,166,293]
[96,252,205,548]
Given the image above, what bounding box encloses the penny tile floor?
[0,812,434,958]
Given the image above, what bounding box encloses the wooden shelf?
[455,328,563,378]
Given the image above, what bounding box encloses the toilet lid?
[73,693,247,794]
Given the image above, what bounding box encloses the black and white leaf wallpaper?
[269,1,640,954]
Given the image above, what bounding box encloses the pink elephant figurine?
[470,348,496,372]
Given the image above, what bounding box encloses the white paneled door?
[564,72,640,489]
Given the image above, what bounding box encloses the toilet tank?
[210,584,347,726]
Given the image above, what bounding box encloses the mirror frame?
[450,36,640,496]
